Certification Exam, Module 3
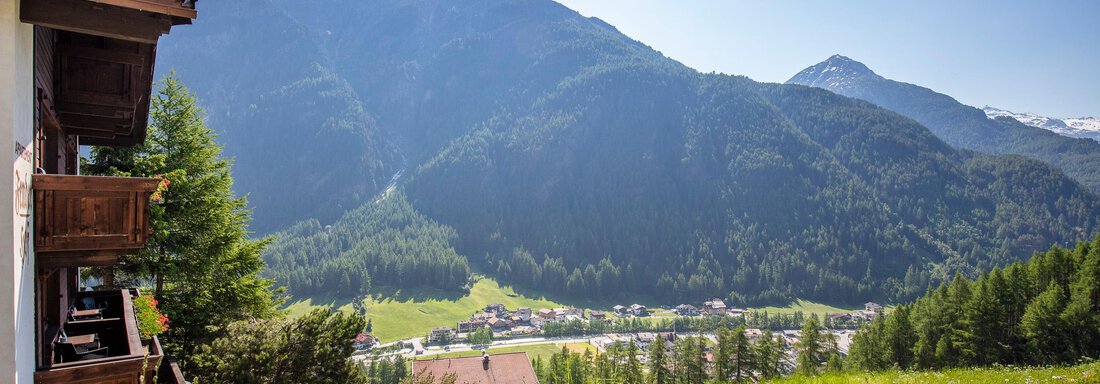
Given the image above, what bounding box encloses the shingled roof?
[412,352,539,384]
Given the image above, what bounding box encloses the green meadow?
[767,362,1099,383]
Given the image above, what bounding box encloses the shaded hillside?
[155,1,401,232]
[788,55,1100,192]
[158,1,1100,304]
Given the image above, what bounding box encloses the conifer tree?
[1021,282,1068,364]
[754,329,782,380]
[83,74,280,366]
[795,316,826,376]
[648,336,670,384]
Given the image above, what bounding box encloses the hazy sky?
[555,0,1100,118]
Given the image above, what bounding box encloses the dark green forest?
[159,0,1100,306]
[263,194,470,296]
[848,235,1100,370]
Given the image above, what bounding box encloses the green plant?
[134,294,169,339]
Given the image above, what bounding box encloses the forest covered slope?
[157,0,1100,305]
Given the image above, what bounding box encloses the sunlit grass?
[767,362,1100,383]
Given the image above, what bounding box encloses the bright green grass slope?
[754,299,860,318]
[282,277,567,342]
[768,362,1100,383]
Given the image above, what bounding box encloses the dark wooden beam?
[21,0,174,44]
[91,0,197,19]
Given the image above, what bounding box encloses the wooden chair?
[58,341,108,362]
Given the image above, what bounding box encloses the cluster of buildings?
[672,298,746,317]
[611,304,649,317]
[429,304,590,343]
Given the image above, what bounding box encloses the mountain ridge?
[788,54,1100,192]
[156,1,1100,305]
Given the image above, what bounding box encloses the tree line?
[847,235,1100,371]
[263,193,472,296]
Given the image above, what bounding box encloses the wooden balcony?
[36,290,164,384]
[34,175,159,268]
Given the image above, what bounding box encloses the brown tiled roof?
[412,352,539,384]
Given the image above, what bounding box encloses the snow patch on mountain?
[983,106,1100,141]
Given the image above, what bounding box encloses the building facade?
[1,0,197,382]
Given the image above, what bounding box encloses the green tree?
[83,74,281,366]
[191,309,366,383]
[648,335,670,384]
[1021,282,1068,364]
[468,327,493,345]
[1062,241,1100,359]
[622,341,644,384]
[795,316,827,376]
[672,336,707,384]
[753,329,782,380]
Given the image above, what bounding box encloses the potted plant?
[134,294,169,340]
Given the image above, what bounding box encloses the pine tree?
[672,336,707,384]
[623,341,644,384]
[1021,282,1068,364]
[714,328,734,380]
[730,326,754,382]
[648,335,670,384]
[1062,242,1100,359]
[754,329,782,380]
[795,316,825,376]
[84,74,280,367]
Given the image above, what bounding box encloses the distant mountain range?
[982,106,1100,142]
[788,55,1100,192]
[155,1,1100,305]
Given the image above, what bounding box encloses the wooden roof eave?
[89,0,197,19]
[20,0,196,44]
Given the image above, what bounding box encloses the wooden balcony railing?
[34,174,159,268]
[35,289,164,384]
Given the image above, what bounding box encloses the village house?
[703,299,727,316]
[630,304,648,316]
[728,307,745,317]
[829,313,853,322]
[412,352,539,384]
[429,323,455,343]
[589,311,607,320]
[458,319,487,333]
[858,302,884,320]
[488,317,512,331]
[612,305,629,316]
[745,328,764,341]
[538,308,556,320]
[674,304,700,316]
[430,327,456,343]
[517,307,533,320]
[354,333,378,350]
[485,303,507,314]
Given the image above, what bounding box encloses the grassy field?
[753,299,860,318]
[413,343,593,362]
[767,362,1100,383]
[282,277,567,342]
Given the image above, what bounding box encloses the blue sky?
[555,0,1100,118]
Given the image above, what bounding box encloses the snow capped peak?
[984,106,1100,142]
[787,54,878,90]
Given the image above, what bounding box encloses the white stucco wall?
[0,0,37,382]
